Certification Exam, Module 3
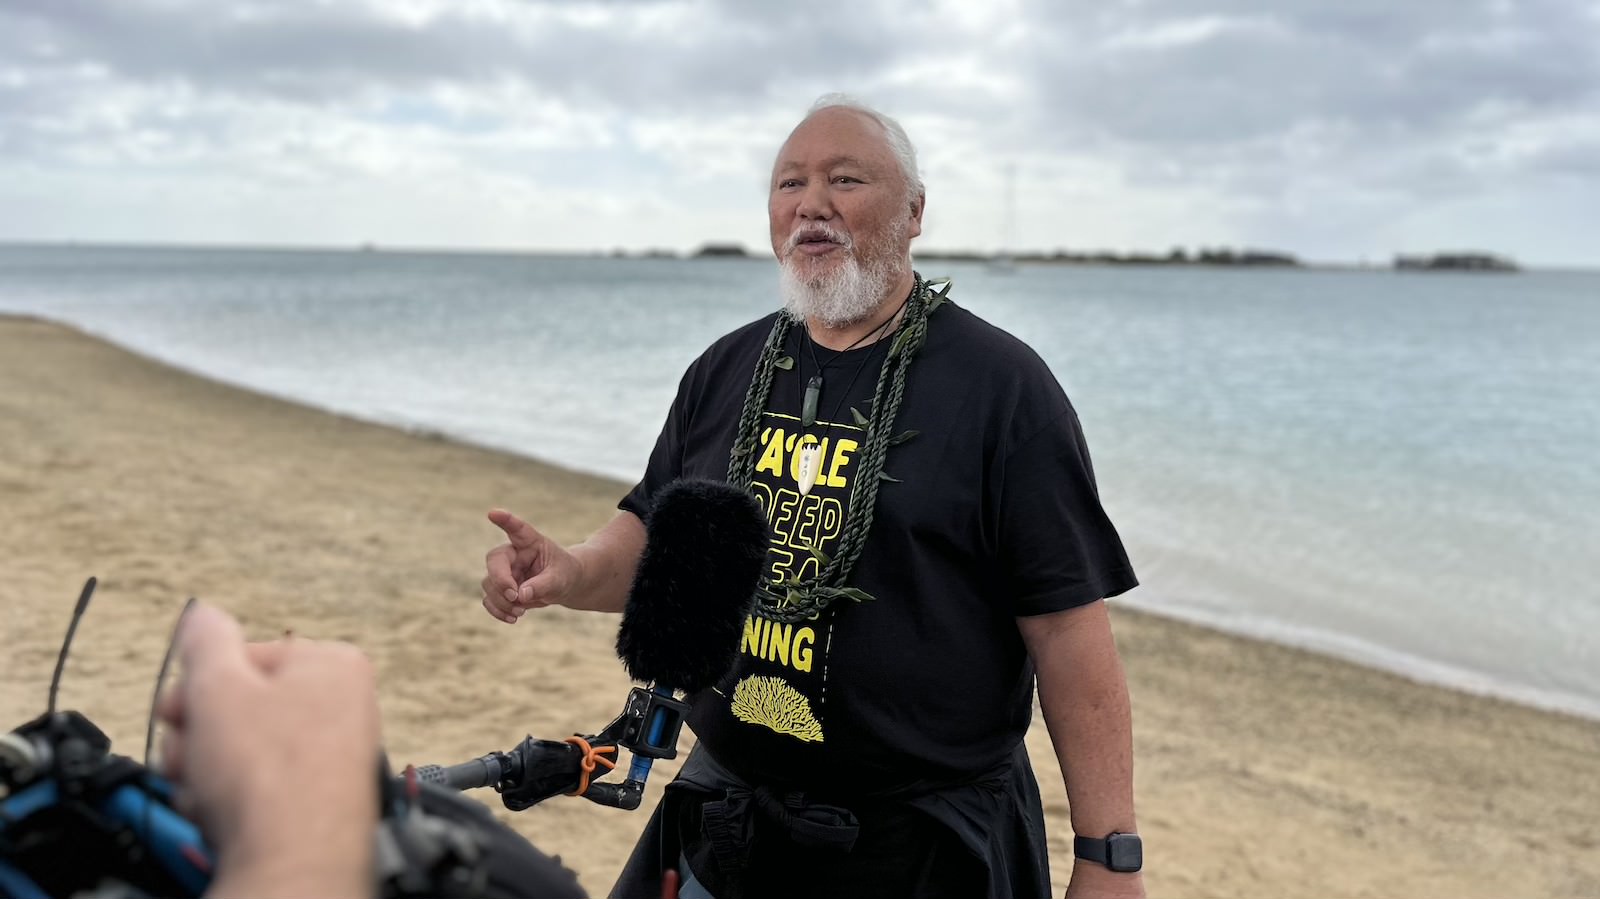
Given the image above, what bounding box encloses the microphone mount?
[409,684,691,813]
[572,685,690,811]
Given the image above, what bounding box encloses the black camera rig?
[0,579,690,899]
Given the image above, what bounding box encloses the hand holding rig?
[0,578,691,899]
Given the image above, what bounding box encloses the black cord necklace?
[799,289,912,430]
[794,289,912,495]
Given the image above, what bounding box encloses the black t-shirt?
[621,295,1137,796]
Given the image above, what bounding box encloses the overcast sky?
[2,0,1597,266]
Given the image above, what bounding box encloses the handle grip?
[412,754,508,791]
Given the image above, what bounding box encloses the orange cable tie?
[563,736,618,796]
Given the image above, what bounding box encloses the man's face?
[768,108,923,295]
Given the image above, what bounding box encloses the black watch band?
[1074,832,1143,873]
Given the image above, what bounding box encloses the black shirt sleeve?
[995,400,1138,617]
[620,362,695,521]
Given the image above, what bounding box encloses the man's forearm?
[1018,601,1144,897]
[562,510,648,613]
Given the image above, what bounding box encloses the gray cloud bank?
[2,0,1596,265]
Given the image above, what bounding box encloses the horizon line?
[1,238,1595,273]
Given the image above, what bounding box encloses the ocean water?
[3,244,1597,719]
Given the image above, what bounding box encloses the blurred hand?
[157,603,379,899]
[480,508,582,623]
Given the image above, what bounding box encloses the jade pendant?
[801,375,822,428]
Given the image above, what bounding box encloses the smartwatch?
[1073,832,1143,873]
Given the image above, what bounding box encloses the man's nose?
[796,179,834,219]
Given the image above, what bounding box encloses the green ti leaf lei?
[724,273,952,623]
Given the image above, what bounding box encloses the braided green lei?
[726,272,951,623]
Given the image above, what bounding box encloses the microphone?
[588,479,767,808]
[616,478,768,691]
[409,479,767,813]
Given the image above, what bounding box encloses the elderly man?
[482,95,1143,899]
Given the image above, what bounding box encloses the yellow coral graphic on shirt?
[730,675,824,743]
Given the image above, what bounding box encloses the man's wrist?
[1066,860,1145,899]
[563,543,602,610]
[1073,831,1142,873]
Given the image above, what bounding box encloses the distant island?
[922,247,1301,267]
[1393,252,1519,272]
[692,243,752,258]
[635,243,1522,272]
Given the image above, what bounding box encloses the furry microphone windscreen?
[615,479,768,693]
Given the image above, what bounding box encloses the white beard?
[778,222,909,328]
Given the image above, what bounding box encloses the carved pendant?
[797,443,822,496]
[801,376,822,428]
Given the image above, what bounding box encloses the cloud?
[0,0,1595,264]
[1015,0,1597,144]
[1,0,911,111]
[974,0,1600,261]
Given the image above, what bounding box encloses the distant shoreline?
[4,240,1584,273]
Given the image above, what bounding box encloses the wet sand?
[3,315,1597,897]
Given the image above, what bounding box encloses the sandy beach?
[3,314,1598,898]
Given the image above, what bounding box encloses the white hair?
[800,93,924,200]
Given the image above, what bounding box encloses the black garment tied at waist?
[676,748,861,897]
[610,743,1050,899]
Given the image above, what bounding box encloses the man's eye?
[832,176,861,184]
[777,179,802,190]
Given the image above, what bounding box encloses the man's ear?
[908,192,925,239]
